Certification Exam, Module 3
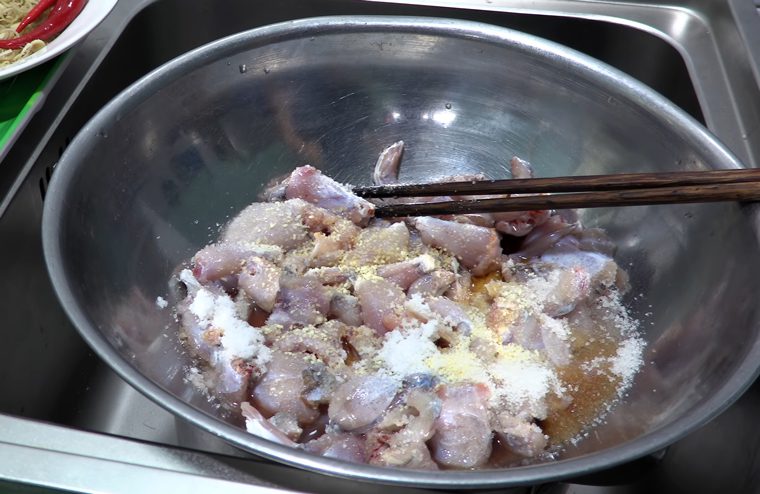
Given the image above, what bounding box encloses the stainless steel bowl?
[42,16,760,488]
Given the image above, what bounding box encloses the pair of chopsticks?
[353,169,760,218]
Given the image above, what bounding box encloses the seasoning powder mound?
[594,290,645,389]
[610,336,645,389]
[426,342,490,384]
[377,320,439,379]
[489,353,562,420]
[189,287,271,368]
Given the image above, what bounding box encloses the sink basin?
[1,0,759,492]
[98,0,704,121]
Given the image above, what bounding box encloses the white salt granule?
[581,357,607,373]
[189,288,215,323]
[188,287,271,367]
[213,296,271,363]
[155,296,168,309]
[610,336,645,387]
[377,320,439,378]
[539,313,570,340]
[579,335,644,394]
[489,359,561,420]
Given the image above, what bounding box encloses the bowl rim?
[42,15,760,488]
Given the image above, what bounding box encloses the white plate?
[0,0,118,81]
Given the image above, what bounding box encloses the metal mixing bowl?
[42,16,760,488]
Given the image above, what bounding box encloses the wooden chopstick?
[354,168,760,198]
[373,182,760,218]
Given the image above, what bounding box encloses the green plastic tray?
[0,55,68,163]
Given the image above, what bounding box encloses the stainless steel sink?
[1,0,759,492]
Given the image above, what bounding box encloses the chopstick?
[353,169,760,198]
[351,169,760,218]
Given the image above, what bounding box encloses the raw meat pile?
[175,142,644,469]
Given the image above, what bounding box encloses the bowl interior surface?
[43,16,760,487]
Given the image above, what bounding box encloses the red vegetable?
[0,0,87,50]
[16,0,57,33]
